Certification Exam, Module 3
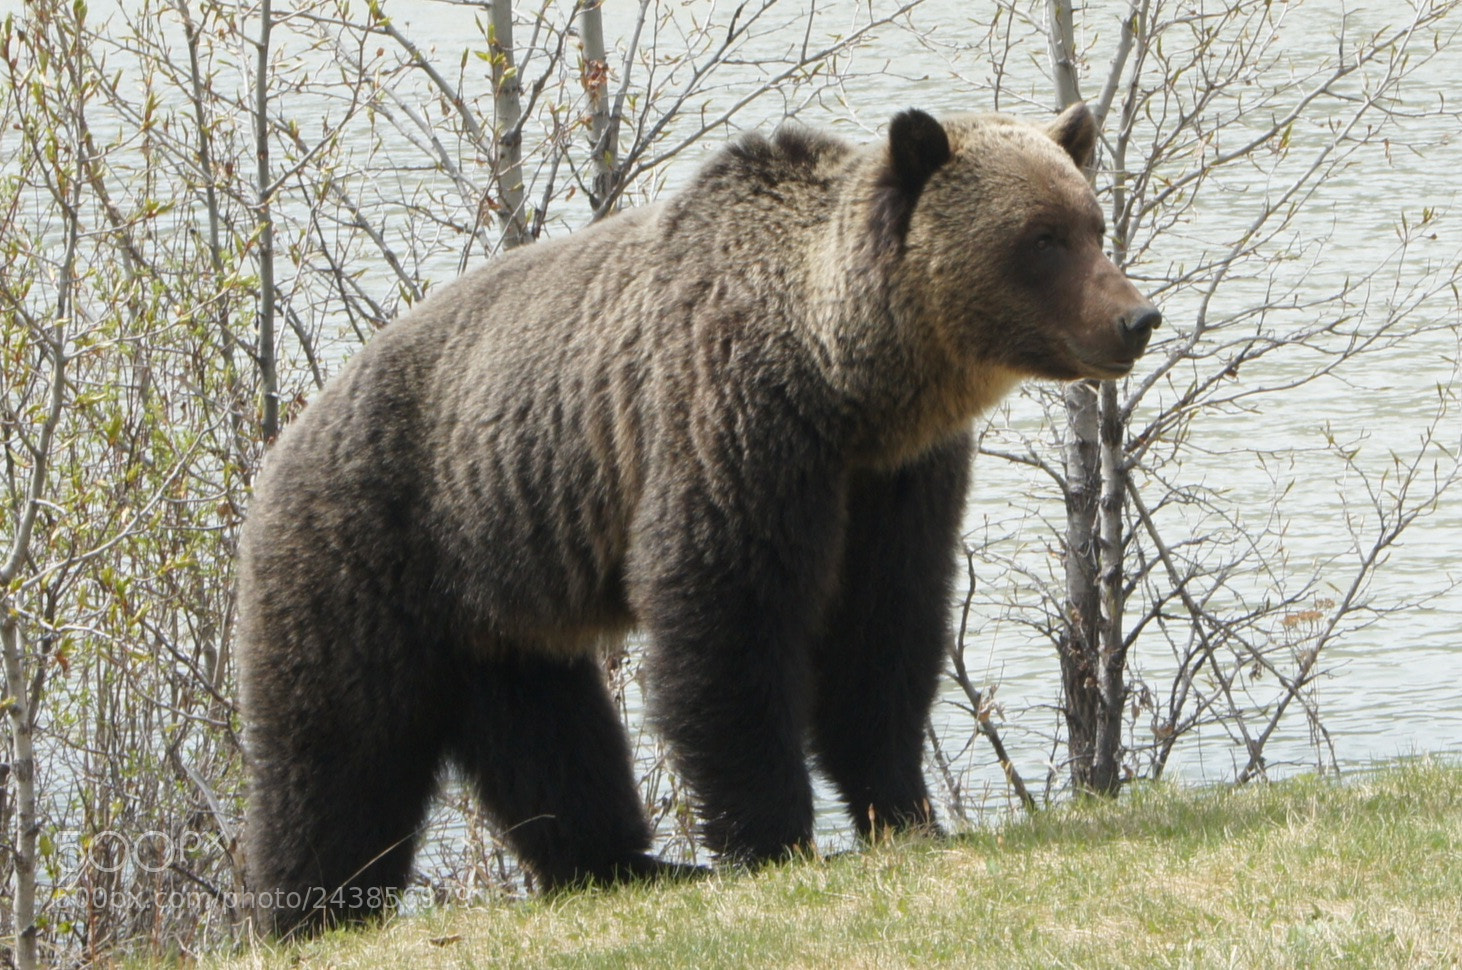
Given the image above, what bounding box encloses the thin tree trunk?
[578,0,617,214]
[253,0,279,442]
[1,622,37,970]
[177,0,250,474]
[1047,0,1082,108]
[1059,379,1105,793]
[0,82,74,966]
[1048,0,1129,796]
[0,761,9,950]
[489,0,529,248]
[1091,378,1128,794]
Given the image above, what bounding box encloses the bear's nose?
[1119,306,1162,355]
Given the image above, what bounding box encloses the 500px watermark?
[59,885,233,915]
[48,830,483,913]
[58,881,480,918]
[50,828,227,875]
[59,884,409,915]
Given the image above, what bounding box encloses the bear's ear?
[870,109,951,253]
[888,109,951,198]
[1047,101,1097,171]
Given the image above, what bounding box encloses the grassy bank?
[200,759,1461,969]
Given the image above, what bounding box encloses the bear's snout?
[1117,305,1162,358]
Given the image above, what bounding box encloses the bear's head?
[875,103,1161,383]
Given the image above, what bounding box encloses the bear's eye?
[1033,233,1057,252]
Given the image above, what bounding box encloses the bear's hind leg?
[810,434,972,839]
[449,650,670,891]
[244,642,448,938]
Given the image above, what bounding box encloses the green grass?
[199,758,1462,969]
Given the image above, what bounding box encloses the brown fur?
[237,102,1158,936]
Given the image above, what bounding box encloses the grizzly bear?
[237,101,1159,936]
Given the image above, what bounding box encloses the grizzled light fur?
[237,102,1158,937]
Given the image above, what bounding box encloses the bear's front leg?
[811,433,972,839]
[631,442,847,865]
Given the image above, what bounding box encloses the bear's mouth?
[1056,337,1145,381]
[1066,350,1138,381]
[1089,358,1136,379]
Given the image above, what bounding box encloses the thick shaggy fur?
[237,103,1158,936]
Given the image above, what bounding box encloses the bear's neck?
[833,312,1020,469]
[802,198,1021,470]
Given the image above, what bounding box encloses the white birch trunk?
[490,0,530,248]
[1,622,37,970]
[1048,0,1129,795]
[578,0,617,213]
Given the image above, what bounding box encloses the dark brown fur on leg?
[634,389,849,865]
[243,624,448,938]
[446,651,663,891]
[812,433,973,840]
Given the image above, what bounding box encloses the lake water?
[947,1,1462,787]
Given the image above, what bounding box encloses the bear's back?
[243,129,867,645]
